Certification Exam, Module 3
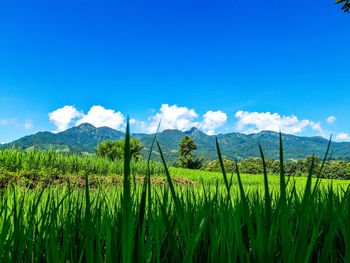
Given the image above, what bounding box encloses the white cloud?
[1,142,7,145]
[309,121,327,137]
[205,130,215,136]
[24,120,34,129]
[144,104,199,133]
[327,116,336,124]
[49,105,82,132]
[76,105,125,130]
[235,111,311,134]
[200,110,227,133]
[140,104,228,134]
[335,132,350,141]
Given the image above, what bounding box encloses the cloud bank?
[139,104,227,135]
[48,105,349,141]
[235,111,311,134]
[49,104,227,135]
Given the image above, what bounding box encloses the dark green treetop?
[178,135,204,169]
[96,138,144,161]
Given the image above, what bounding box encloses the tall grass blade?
[313,136,332,194]
[157,141,181,210]
[121,119,133,263]
[215,138,231,198]
[258,143,271,223]
[279,132,286,203]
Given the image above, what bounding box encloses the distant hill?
[4,123,350,163]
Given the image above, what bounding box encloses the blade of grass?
[121,119,133,263]
[215,138,231,199]
[313,136,332,195]
[258,143,271,224]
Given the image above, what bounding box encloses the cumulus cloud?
[76,106,125,130]
[335,132,350,141]
[327,116,336,124]
[49,106,82,132]
[200,110,227,135]
[144,104,199,133]
[140,104,227,134]
[235,111,312,134]
[49,104,227,134]
[49,105,126,132]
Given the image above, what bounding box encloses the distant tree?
[96,138,144,161]
[336,0,350,12]
[178,135,204,169]
[304,156,320,174]
[204,159,237,173]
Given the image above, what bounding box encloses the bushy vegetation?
[0,149,164,177]
[96,138,144,161]
[205,156,350,179]
[1,127,350,262]
[177,135,204,169]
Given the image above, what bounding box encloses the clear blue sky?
[0,0,349,142]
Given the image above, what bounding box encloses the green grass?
[0,148,164,177]
[2,125,350,262]
[1,175,350,262]
[169,167,350,190]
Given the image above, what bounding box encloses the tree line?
[97,135,350,179]
[96,135,204,169]
[204,156,350,179]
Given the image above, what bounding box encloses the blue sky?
[0,0,349,143]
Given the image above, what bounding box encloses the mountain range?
[3,123,350,163]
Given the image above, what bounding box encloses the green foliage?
[0,148,163,177]
[96,140,123,161]
[205,155,350,179]
[178,135,204,169]
[205,159,237,173]
[96,138,144,161]
[2,135,350,261]
[336,0,350,12]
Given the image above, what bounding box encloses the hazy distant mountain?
[4,123,350,163]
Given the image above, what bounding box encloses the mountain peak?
[75,123,96,129]
[186,127,200,133]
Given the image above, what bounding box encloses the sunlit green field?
[169,167,350,190]
[2,128,350,262]
[2,169,350,262]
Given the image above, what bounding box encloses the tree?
[178,135,204,169]
[336,0,350,13]
[96,138,144,161]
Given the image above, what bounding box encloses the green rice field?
[1,124,350,262]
